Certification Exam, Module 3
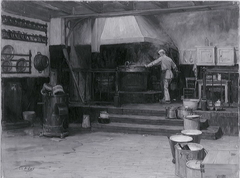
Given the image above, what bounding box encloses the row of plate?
[2,59,29,73]
[1,45,29,73]
[2,15,47,32]
[2,29,48,44]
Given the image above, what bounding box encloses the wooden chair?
[183,77,197,98]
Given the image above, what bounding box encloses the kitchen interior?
[1,1,239,178]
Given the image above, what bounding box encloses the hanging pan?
[34,52,49,73]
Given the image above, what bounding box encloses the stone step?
[109,114,183,126]
[91,122,222,140]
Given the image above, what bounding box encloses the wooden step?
[91,122,222,140]
[92,122,183,136]
[109,114,183,126]
[108,108,166,116]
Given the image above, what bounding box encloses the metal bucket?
[166,107,177,119]
[184,115,200,130]
[168,135,193,164]
[181,130,202,144]
[177,106,193,119]
[175,143,206,178]
[186,160,202,178]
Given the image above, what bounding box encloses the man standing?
[145,49,178,104]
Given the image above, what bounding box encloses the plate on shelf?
[2,60,12,72]
[1,45,15,61]
[16,58,27,72]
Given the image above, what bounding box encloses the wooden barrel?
[168,135,193,164]
[175,143,205,178]
[181,130,202,143]
[184,115,200,130]
[186,160,202,178]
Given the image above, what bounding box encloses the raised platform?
[69,102,238,137]
[118,91,162,104]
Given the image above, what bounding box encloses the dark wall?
[2,78,48,123]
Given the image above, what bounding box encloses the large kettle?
[34,52,49,73]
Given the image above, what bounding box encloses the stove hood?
[98,15,175,47]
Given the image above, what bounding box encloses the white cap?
[158,49,165,54]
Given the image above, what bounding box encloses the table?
[197,79,229,103]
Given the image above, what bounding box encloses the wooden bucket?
[181,130,202,143]
[186,160,202,178]
[184,115,200,130]
[168,135,193,164]
[175,143,206,178]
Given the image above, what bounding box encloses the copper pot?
[34,52,49,73]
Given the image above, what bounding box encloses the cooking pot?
[118,61,148,73]
[118,65,147,72]
[177,106,193,119]
[34,52,49,73]
[166,106,177,119]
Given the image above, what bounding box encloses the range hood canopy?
[99,15,176,48]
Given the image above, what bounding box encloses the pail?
[181,130,202,144]
[175,143,206,178]
[168,135,193,164]
[23,111,36,126]
[166,107,177,119]
[186,160,202,178]
[184,115,200,130]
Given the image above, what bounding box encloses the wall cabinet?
[216,47,234,66]
[179,49,196,65]
[196,46,215,66]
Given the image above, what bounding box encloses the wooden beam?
[79,2,103,13]
[117,1,134,11]
[192,1,204,6]
[62,2,236,19]
[46,2,73,14]
[31,1,71,15]
[2,1,51,21]
[151,2,169,9]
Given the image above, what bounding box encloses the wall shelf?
[2,15,47,33]
[2,15,48,45]
[1,50,32,74]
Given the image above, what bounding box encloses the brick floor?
[1,128,239,178]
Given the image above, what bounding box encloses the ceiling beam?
[79,2,103,13]
[31,1,71,15]
[2,1,51,21]
[117,1,134,11]
[192,1,204,6]
[46,2,73,15]
[151,2,169,9]
[62,3,237,19]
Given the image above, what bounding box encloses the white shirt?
[147,55,177,79]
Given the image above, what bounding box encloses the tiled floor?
[1,128,239,178]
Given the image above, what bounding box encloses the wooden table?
[197,79,229,103]
[201,150,239,178]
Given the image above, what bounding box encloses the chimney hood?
[98,15,176,48]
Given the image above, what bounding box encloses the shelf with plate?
[1,15,48,45]
[1,50,32,74]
